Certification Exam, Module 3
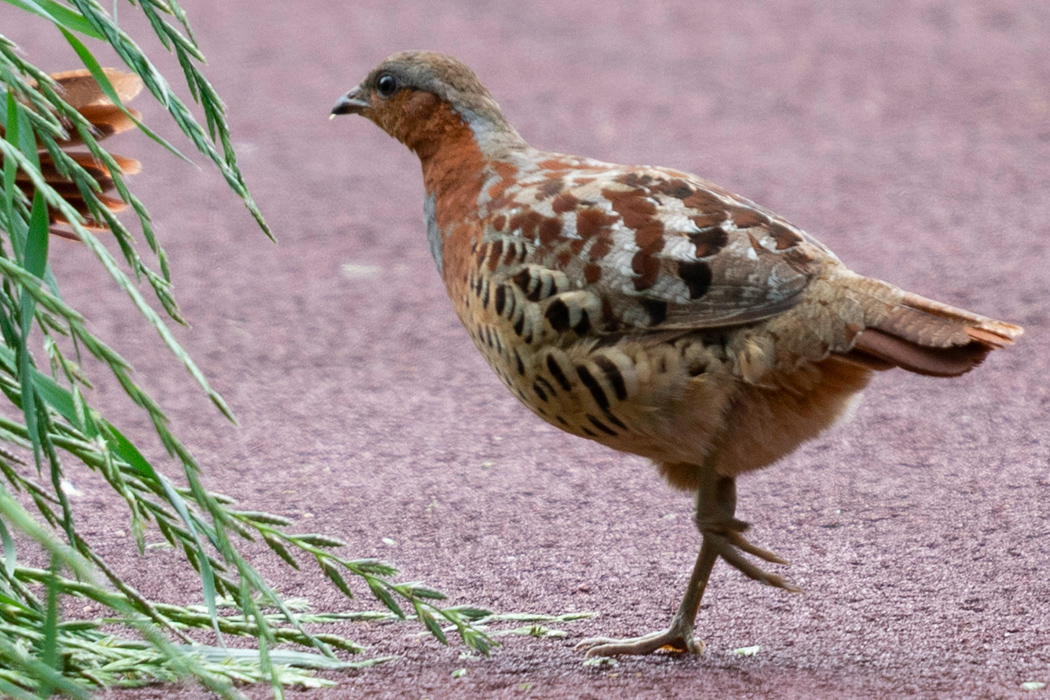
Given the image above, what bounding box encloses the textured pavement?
[9,1,1050,698]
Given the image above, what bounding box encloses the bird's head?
[331,51,525,158]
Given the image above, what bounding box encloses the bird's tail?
[843,290,1023,377]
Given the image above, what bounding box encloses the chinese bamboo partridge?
[331,51,1023,657]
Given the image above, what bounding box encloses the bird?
[330,51,1023,657]
[2,68,142,238]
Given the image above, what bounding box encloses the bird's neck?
[403,97,524,196]
[413,107,490,274]
[414,104,490,205]
[395,97,521,251]
[382,93,528,274]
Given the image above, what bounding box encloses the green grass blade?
[0,676,42,700]
[0,310,20,365]
[96,423,160,481]
[0,638,91,699]
[22,189,50,288]
[0,513,16,578]
[158,477,223,646]
[2,98,50,475]
[59,27,192,164]
[16,345,42,474]
[0,0,102,38]
[9,88,41,175]
[2,93,15,211]
[3,91,21,258]
[0,345,76,424]
[39,556,61,697]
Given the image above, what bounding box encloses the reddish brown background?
[7,1,1050,698]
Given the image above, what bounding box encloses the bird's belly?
[459,316,740,468]
[460,303,873,493]
[443,235,874,490]
[708,357,874,478]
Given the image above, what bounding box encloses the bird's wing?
[486,161,833,333]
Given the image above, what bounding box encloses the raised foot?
[575,628,705,657]
[705,520,803,593]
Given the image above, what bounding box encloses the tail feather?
[843,290,1022,377]
[898,292,1023,346]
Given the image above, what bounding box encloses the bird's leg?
[576,470,799,658]
[575,529,719,656]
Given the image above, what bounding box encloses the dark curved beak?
[331,86,370,117]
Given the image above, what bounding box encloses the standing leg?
[576,467,798,657]
[575,532,719,656]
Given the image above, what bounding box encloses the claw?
[703,526,802,593]
[576,628,705,657]
[727,530,790,565]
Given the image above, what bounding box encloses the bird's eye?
[376,74,398,97]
